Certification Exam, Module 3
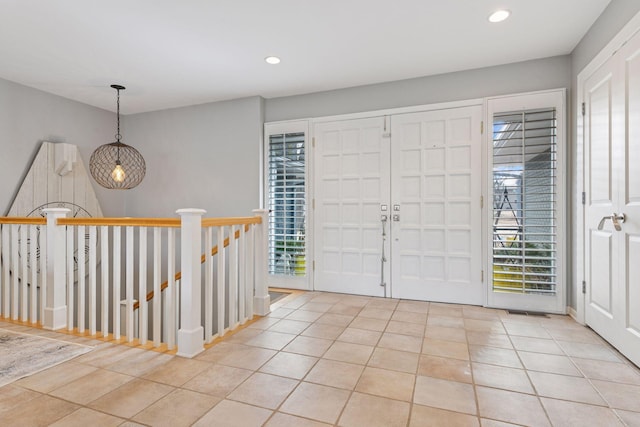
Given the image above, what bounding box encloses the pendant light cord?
[115,87,121,161]
[115,87,122,142]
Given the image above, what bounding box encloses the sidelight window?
[492,109,557,295]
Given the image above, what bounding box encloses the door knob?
[393,214,400,222]
[598,213,626,231]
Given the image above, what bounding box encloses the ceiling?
[0,0,611,114]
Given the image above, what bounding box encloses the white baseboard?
[567,306,582,324]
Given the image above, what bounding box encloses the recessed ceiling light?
[488,9,510,23]
[265,56,281,65]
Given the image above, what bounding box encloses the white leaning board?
[7,142,103,218]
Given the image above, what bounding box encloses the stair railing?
[0,208,269,358]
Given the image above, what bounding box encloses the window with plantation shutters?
[267,131,306,277]
[492,108,557,295]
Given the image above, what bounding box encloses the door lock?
[598,213,626,231]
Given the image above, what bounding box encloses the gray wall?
[123,96,263,218]
[572,0,640,74]
[0,78,124,216]
[266,55,571,122]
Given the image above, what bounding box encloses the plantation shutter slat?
[492,109,557,295]
[267,132,306,276]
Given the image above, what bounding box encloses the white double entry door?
[313,106,483,304]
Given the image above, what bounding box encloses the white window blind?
[267,132,306,276]
[492,109,557,295]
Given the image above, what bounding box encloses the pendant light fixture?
[90,84,145,189]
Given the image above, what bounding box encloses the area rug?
[0,328,93,387]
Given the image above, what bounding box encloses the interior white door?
[313,117,390,296]
[584,31,640,367]
[390,107,483,304]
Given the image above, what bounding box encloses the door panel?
[584,28,640,367]
[585,58,620,338]
[314,117,390,296]
[588,230,613,315]
[627,235,640,334]
[390,107,483,304]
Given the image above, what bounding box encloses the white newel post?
[43,208,70,330]
[252,209,270,316]
[176,208,206,358]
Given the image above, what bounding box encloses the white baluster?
[43,208,69,330]
[39,226,47,324]
[229,224,238,329]
[252,209,270,315]
[28,225,40,324]
[246,223,255,318]
[217,225,226,337]
[113,226,121,340]
[29,225,41,324]
[153,227,161,347]
[11,224,20,320]
[20,224,28,321]
[167,227,176,350]
[0,224,5,317]
[100,226,109,337]
[0,225,2,316]
[66,225,74,330]
[11,224,18,320]
[139,227,148,344]
[204,227,213,343]
[238,225,246,324]
[126,226,134,342]
[88,226,97,335]
[0,225,3,317]
[77,225,85,332]
[176,208,205,358]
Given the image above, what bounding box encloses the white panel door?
[584,30,640,367]
[314,117,390,296]
[390,107,483,304]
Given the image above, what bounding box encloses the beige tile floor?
[2,291,640,426]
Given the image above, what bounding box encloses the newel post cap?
[176,208,207,216]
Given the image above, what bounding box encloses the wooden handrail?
[58,218,181,227]
[132,223,252,310]
[57,215,260,228]
[0,217,47,225]
[201,216,261,227]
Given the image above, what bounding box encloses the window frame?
[484,89,567,314]
[264,120,312,290]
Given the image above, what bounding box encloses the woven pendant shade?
[90,84,145,189]
[89,142,145,189]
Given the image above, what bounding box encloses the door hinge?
[480,196,484,209]
[481,270,484,282]
[481,121,484,134]
[312,137,316,148]
[582,280,586,294]
[582,102,586,116]
[313,261,315,271]
[582,192,586,205]
[312,198,315,209]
